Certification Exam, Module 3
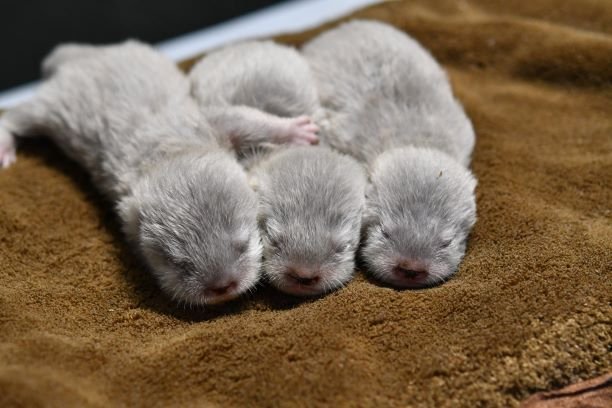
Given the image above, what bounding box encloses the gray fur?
[251,146,366,296]
[0,41,262,305]
[303,20,478,287]
[189,41,367,296]
[190,40,322,152]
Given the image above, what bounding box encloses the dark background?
[0,0,290,91]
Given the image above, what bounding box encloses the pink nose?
[393,260,428,284]
[287,268,321,286]
[207,281,237,296]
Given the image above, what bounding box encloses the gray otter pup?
[190,40,320,153]
[0,41,280,305]
[303,20,477,288]
[190,41,367,296]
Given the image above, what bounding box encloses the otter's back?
[303,20,474,166]
[190,41,320,118]
[34,41,191,196]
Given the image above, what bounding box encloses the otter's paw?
[282,116,319,145]
[0,129,17,169]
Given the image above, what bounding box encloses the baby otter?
[0,41,277,305]
[303,20,477,288]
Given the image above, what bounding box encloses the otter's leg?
[204,105,319,152]
[0,124,16,168]
[0,98,54,168]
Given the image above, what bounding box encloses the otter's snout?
[286,267,321,287]
[205,281,238,297]
[393,259,428,288]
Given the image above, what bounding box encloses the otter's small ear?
[248,167,272,195]
[360,205,380,231]
[117,195,141,242]
[365,183,375,199]
[258,213,282,237]
[247,173,259,192]
[468,173,478,192]
[257,212,267,232]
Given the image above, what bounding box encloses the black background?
[0,0,289,91]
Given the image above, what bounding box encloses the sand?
[1,0,611,407]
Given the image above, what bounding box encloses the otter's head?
[362,147,476,288]
[118,152,262,305]
[254,147,366,296]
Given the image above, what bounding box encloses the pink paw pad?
[284,116,320,146]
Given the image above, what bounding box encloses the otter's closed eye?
[333,241,351,254]
[173,259,196,275]
[439,239,453,249]
[233,239,249,254]
[381,228,391,239]
[268,236,281,249]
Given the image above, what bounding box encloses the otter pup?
[303,20,477,288]
[0,41,279,305]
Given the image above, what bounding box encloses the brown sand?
[1,1,611,407]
